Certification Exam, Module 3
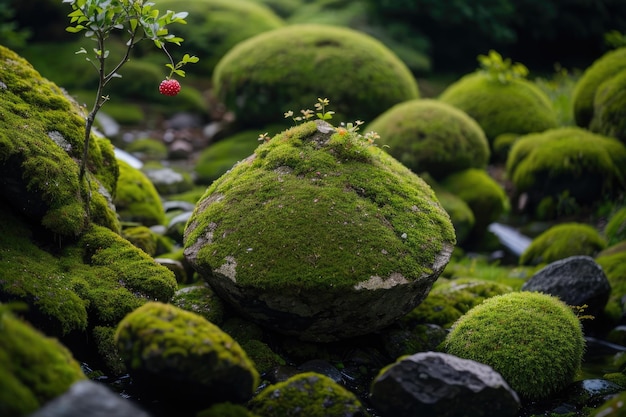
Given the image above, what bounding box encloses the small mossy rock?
[0,44,120,237]
[124,137,168,161]
[605,207,626,246]
[590,69,626,143]
[115,302,260,407]
[519,222,607,266]
[439,168,509,241]
[170,284,225,324]
[115,159,167,226]
[213,24,419,128]
[248,372,367,417]
[183,121,455,342]
[595,244,626,320]
[122,225,158,256]
[380,324,448,359]
[572,47,626,128]
[197,402,260,417]
[194,130,264,185]
[438,72,558,144]
[506,127,626,212]
[366,99,490,179]
[444,291,586,401]
[0,306,86,417]
[155,0,285,75]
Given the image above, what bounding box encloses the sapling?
[63,0,198,207]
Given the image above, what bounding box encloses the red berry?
[159,79,181,96]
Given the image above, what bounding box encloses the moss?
[239,339,286,375]
[171,284,225,325]
[506,127,626,212]
[197,402,260,417]
[114,301,260,404]
[114,159,167,226]
[596,246,626,323]
[572,47,626,128]
[590,69,626,143]
[122,225,158,256]
[92,325,126,376]
[248,372,366,416]
[366,99,490,179]
[194,130,265,185]
[439,168,509,239]
[0,306,86,416]
[184,121,455,291]
[444,291,585,401]
[213,24,419,128]
[100,102,145,126]
[590,390,626,416]
[124,138,168,161]
[439,71,558,144]
[0,45,119,237]
[519,222,607,266]
[605,207,626,246]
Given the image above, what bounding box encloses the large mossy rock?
[366,99,490,180]
[212,24,420,128]
[184,120,456,342]
[155,0,285,75]
[0,305,86,417]
[572,47,626,129]
[115,302,260,408]
[589,69,626,143]
[439,72,558,144]
[506,127,626,215]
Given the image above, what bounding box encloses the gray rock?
[370,352,520,417]
[28,380,152,417]
[522,256,611,316]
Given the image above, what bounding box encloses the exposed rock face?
[370,352,520,417]
[184,120,456,341]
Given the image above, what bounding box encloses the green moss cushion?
[0,307,85,417]
[572,47,626,128]
[0,44,119,236]
[438,72,558,144]
[184,121,455,341]
[366,99,490,179]
[115,302,259,406]
[596,244,626,322]
[114,159,166,226]
[249,372,366,416]
[445,291,585,401]
[155,0,285,75]
[506,127,626,211]
[589,69,626,143]
[519,222,607,266]
[605,207,626,246]
[213,24,419,127]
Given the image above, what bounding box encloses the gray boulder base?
[370,351,520,417]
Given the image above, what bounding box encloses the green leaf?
[173,69,185,77]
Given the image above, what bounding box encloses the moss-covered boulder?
[213,24,419,128]
[506,127,626,215]
[596,243,626,322]
[154,0,285,75]
[444,291,586,401]
[439,168,509,243]
[115,302,260,407]
[114,159,167,226]
[0,44,120,237]
[519,222,607,266]
[184,120,455,342]
[0,305,86,417]
[248,372,367,417]
[572,47,626,128]
[590,69,626,143]
[366,99,490,179]
[605,207,626,246]
[438,72,558,144]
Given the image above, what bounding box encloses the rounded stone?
[184,120,455,342]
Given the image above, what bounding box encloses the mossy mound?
[114,159,167,226]
[506,127,626,214]
[0,44,120,237]
[170,284,225,325]
[366,99,490,179]
[155,0,285,75]
[595,243,626,322]
[444,291,585,401]
[115,302,260,407]
[439,168,509,242]
[438,72,558,144]
[194,130,264,185]
[590,69,626,143]
[0,305,86,417]
[184,120,455,341]
[213,24,419,128]
[519,222,607,266]
[572,47,626,128]
[248,372,366,417]
[605,207,626,246]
